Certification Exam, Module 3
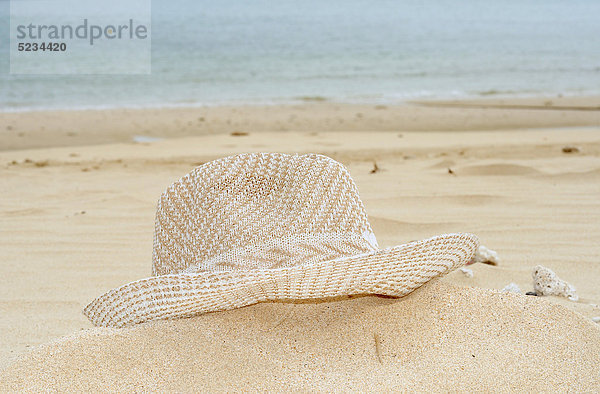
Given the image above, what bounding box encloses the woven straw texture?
[84,153,479,328]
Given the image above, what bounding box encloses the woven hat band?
[182,232,379,273]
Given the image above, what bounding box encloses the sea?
[1,0,599,111]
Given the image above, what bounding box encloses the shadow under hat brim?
[83,233,479,328]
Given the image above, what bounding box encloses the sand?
[2,281,599,391]
[1,98,600,390]
[2,97,600,151]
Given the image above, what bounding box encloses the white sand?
[1,99,600,390]
[2,282,599,391]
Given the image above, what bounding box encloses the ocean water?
[1,0,599,111]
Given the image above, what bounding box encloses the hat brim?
[83,233,479,328]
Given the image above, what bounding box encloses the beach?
[2,97,600,151]
[1,98,600,390]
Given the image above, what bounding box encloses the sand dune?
[1,281,598,391]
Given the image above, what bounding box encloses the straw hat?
[84,153,479,328]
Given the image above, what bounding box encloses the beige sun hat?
[83,152,479,328]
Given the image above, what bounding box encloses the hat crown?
[152,153,375,275]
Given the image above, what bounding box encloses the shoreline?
[1,95,599,152]
[1,91,599,114]
[2,87,600,114]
